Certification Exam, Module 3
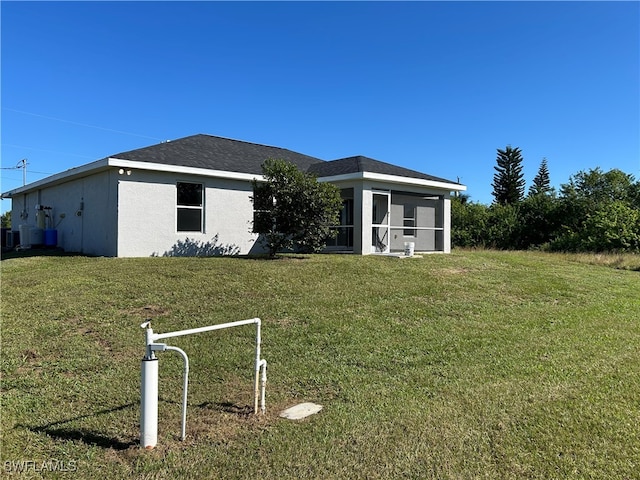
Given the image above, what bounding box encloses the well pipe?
[150,318,260,343]
[140,318,265,449]
[140,355,158,449]
[254,319,262,414]
[164,345,189,441]
[258,359,267,414]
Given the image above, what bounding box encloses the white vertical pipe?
[254,319,261,414]
[259,359,267,413]
[140,357,159,449]
[165,346,189,441]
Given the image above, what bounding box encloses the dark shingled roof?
[111,134,458,184]
[308,155,455,184]
[111,134,325,175]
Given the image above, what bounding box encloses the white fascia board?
[0,158,265,199]
[107,158,265,182]
[1,158,111,198]
[318,171,467,191]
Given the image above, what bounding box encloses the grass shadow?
[231,253,311,261]
[196,401,253,416]
[31,427,136,450]
[19,403,138,450]
[1,247,82,261]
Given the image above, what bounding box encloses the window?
[252,183,273,233]
[177,182,203,232]
[403,204,416,236]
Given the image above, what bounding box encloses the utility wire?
[0,160,28,170]
[2,143,94,159]
[3,107,165,141]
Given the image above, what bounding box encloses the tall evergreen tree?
[529,157,551,196]
[491,146,526,205]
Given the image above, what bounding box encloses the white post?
[442,195,451,253]
[140,356,158,449]
[165,346,189,441]
[21,158,27,186]
[259,359,267,413]
[254,319,262,414]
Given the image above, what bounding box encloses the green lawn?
[1,251,639,479]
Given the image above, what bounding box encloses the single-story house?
[2,134,466,257]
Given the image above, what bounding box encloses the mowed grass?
[1,251,639,479]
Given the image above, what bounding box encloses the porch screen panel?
[372,192,390,253]
[390,193,444,252]
[326,189,354,249]
[337,197,354,247]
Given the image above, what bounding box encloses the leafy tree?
[457,164,639,253]
[491,146,526,205]
[581,201,640,252]
[560,168,635,204]
[1,210,11,228]
[515,192,560,248]
[551,168,640,252]
[455,192,471,205]
[251,159,343,257]
[528,158,552,196]
[485,202,520,249]
[451,196,489,248]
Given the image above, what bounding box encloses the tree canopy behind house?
[453,148,640,253]
[1,211,11,228]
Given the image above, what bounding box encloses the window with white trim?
[252,183,273,233]
[177,182,203,232]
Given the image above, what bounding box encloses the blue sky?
[2,1,639,214]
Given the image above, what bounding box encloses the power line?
[2,143,95,159]
[1,158,54,186]
[1,169,54,175]
[3,107,165,141]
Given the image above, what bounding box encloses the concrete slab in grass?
[279,402,323,420]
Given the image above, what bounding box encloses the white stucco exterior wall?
[443,195,452,253]
[10,170,118,256]
[116,170,261,257]
[6,161,462,257]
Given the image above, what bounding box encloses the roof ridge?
[194,133,325,161]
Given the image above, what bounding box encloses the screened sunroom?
[373,190,445,254]
[326,185,452,255]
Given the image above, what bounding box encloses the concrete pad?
[279,402,323,420]
[377,252,423,259]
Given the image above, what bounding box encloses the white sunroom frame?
[320,171,463,255]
